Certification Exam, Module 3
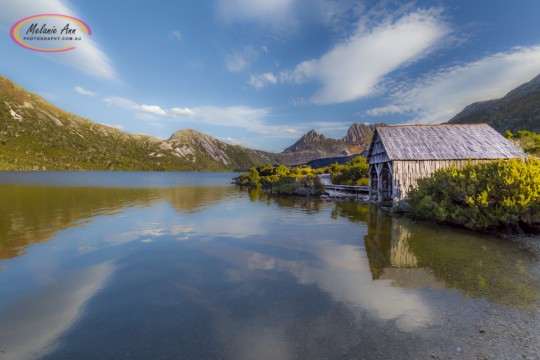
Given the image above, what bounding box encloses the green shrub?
[235,156,368,195]
[408,159,540,233]
[330,157,369,185]
[272,176,297,195]
[235,167,260,187]
[506,130,540,156]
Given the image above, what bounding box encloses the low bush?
[506,130,540,156]
[408,158,540,233]
[329,157,369,185]
[234,157,366,196]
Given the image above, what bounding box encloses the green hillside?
[0,76,279,171]
[448,73,540,134]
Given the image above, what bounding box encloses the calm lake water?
[0,172,538,360]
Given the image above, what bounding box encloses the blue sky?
[1,0,540,152]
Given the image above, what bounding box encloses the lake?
[0,172,538,359]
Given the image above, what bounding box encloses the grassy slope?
[0,76,278,171]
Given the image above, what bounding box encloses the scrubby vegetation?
[505,130,540,157]
[234,157,369,196]
[235,164,324,195]
[408,158,540,233]
[0,76,283,171]
[329,156,369,185]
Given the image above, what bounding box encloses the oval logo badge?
[10,14,91,52]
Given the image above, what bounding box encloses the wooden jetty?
[317,174,370,201]
[323,184,370,201]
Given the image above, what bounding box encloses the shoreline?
[506,234,540,259]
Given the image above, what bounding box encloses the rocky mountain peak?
[281,123,383,163]
[168,128,202,141]
[343,123,378,145]
[283,129,327,153]
[302,129,326,142]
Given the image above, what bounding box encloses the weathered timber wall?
[392,159,491,201]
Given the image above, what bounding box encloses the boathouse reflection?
[364,209,540,307]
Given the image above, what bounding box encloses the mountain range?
[0,75,374,171]
[2,71,539,171]
[282,123,378,165]
[448,74,540,133]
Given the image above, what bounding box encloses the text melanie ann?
[25,23,77,36]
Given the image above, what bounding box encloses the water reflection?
[0,262,114,359]
[0,179,538,359]
[364,209,540,307]
[0,185,235,261]
[0,185,162,260]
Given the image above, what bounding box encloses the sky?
[1,0,540,152]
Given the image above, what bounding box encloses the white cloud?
[170,30,182,40]
[367,45,540,124]
[248,72,278,90]
[103,96,300,138]
[99,123,125,130]
[74,86,97,97]
[134,104,167,116]
[62,38,118,81]
[103,96,137,110]
[365,105,412,117]
[218,136,243,145]
[189,105,300,136]
[104,97,197,119]
[170,107,196,116]
[191,106,272,133]
[103,96,168,119]
[283,7,449,104]
[0,0,117,80]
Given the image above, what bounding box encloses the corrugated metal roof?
[370,124,526,161]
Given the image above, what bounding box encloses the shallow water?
[0,172,538,359]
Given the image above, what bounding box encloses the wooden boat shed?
[366,124,527,206]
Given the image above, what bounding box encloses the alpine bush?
[408,159,540,233]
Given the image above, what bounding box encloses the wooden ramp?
[324,185,370,200]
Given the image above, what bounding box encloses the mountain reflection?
[0,180,539,359]
[1,183,538,311]
[0,185,160,260]
[0,185,234,261]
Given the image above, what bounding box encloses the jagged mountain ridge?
[282,123,378,165]
[344,122,385,145]
[448,74,540,133]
